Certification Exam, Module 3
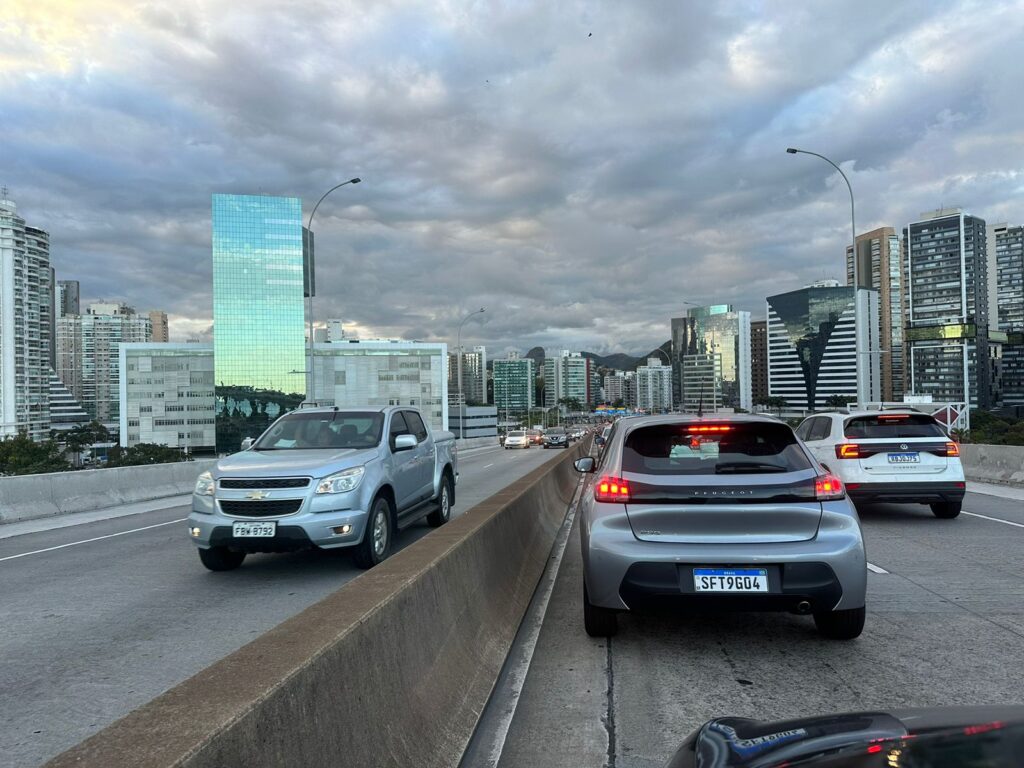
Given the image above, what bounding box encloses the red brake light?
[815,473,845,500]
[687,425,731,433]
[946,441,960,457]
[595,476,630,502]
[878,414,909,419]
[836,443,860,459]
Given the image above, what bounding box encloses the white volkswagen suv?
[796,409,965,518]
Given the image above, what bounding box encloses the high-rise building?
[57,279,80,317]
[63,303,153,429]
[767,285,880,412]
[846,227,904,401]
[602,370,636,408]
[543,350,594,409]
[673,305,752,412]
[903,209,996,410]
[48,371,90,433]
[119,343,216,453]
[0,197,53,440]
[635,358,673,412]
[992,223,1024,407]
[149,310,169,342]
[750,319,769,404]
[493,352,535,414]
[212,194,307,451]
[448,345,487,406]
[310,339,448,431]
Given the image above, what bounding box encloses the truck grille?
[219,499,304,517]
[219,478,310,489]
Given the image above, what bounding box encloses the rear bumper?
[846,481,966,505]
[619,562,843,614]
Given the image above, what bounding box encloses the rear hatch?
[841,414,952,477]
[617,422,824,544]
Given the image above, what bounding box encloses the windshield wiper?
[714,462,788,474]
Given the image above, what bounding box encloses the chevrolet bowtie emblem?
[245,491,270,500]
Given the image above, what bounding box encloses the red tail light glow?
[815,473,845,500]
[595,476,630,502]
[836,443,860,459]
[686,425,732,433]
[946,441,960,457]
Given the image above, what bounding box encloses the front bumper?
[846,481,966,505]
[189,495,369,552]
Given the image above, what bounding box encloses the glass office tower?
[212,194,306,452]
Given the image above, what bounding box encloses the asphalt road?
[482,485,1024,768]
[0,443,559,768]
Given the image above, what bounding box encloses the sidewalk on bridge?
[0,494,190,540]
[966,480,1024,501]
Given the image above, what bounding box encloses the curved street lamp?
[455,307,486,438]
[305,177,361,403]
[786,147,866,404]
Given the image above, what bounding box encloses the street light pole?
[455,307,485,439]
[786,147,865,405]
[304,177,361,404]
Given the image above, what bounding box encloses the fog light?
[189,527,202,537]
[332,524,352,535]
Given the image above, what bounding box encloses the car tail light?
[595,476,630,502]
[835,443,860,459]
[815,473,845,500]
[945,441,960,457]
[687,425,732,433]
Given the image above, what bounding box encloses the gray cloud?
[2,0,1023,355]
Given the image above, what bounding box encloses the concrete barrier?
[0,460,215,524]
[960,443,1024,487]
[46,443,587,768]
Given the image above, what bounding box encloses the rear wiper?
[714,462,788,474]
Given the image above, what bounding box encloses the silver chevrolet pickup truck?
[188,406,457,571]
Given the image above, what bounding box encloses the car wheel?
[427,474,453,527]
[813,606,865,640]
[353,496,394,569]
[583,583,618,637]
[198,546,245,571]
[930,501,961,519]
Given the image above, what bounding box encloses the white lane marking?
[0,518,187,563]
[483,463,494,469]
[867,562,889,574]
[962,511,1024,529]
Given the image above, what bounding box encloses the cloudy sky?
[3,0,1023,355]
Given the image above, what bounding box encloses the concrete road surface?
[473,484,1024,768]
[0,444,557,767]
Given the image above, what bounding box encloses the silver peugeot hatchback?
[575,415,867,640]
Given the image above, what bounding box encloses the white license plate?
[693,568,768,592]
[888,452,920,464]
[232,521,276,538]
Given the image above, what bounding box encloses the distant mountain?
[584,340,672,372]
[524,346,546,368]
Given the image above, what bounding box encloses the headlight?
[194,471,215,496]
[316,466,365,495]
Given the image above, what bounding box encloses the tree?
[823,395,856,409]
[558,397,583,413]
[56,421,111,467]
[107,443,188,467]
[0,433,71,476]
[612,398,625,409]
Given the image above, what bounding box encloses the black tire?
[584,583,618,637]
[427,473,453,527]
[353,496,394,569]
[813,606,865,640]
[198,546,245,571]
[931,501,962,519]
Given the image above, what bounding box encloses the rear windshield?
[844,414,946,439]
[622,422,813,475]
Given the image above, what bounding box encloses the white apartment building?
[311,339,449,431]
[0,197,52,440]
[636,358,673,412]
[119,343,216,453]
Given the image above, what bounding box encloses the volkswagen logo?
[245,490,270,500]
[899,443,909,450]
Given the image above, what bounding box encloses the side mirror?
[595,436,606,446]
[574,457,596,473]
[394,434,418,451]
[240,437,255,450]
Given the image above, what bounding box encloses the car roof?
[614,413,787,427]
[290,406,396,415]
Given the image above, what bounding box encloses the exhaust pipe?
[796,600,812,615]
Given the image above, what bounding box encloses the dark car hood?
[665,706,1024,768]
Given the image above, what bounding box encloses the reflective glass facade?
[674,305,751,412]
[994,225,1024,406]
[212,194,306,452]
